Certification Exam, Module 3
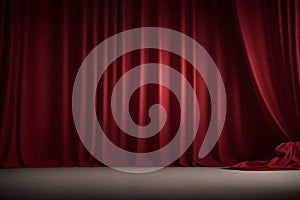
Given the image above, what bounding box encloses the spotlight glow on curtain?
[0,0,299,170]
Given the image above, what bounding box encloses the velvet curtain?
[0,0,298,169]
[232,0,300,170]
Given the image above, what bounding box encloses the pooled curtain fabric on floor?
[0,0,299,169]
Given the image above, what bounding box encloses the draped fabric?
[232,0,300,170]
[0,0,298,169]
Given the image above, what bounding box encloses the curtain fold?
[232,0,300,170]
[0,0,298,169]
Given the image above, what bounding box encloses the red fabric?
[231,0,300,170]
[232,142,300,170]
[0,0,298,169]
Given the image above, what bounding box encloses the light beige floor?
[0,167,300,200]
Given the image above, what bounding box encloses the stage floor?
[0,167,300,200]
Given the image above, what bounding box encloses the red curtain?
[232,0,300,170]
[0,0,298,169]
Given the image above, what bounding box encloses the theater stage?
[0,167,300,200]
